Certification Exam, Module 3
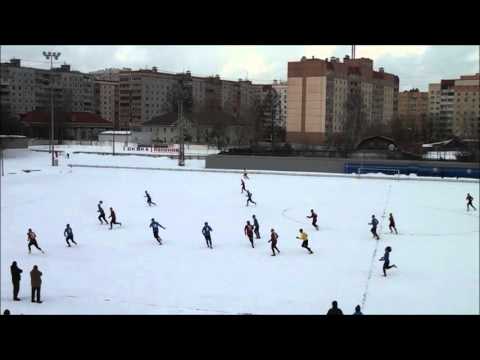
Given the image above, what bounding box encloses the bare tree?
[342,90,365,152]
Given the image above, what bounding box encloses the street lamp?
[42,51,61,166]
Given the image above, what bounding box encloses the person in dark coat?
[244,221,255,248]
[64,224,77,247]
[241,178,246,194]
[27,229,44,254]
[145,191,157,206]
[97,201,108,225]
[109,207,122,229]
[379,246,397,277]
[30,265,42,303]
[466,193,476,211]
[10,261,22,301]
[202,222,213,249]
[326,301,343,315]
[353,305,363,315]
[268,229,280,256]
[246,190,257,207]
[3,309,11,315]
[388,213,398,234]
[252,215,261,239]
[369,215,380,240]
[307,209,319,230]
[149,218,166,245]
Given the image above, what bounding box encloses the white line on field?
[361,183,393,310]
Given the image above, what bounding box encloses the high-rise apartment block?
[116,67,272,130]
[118,68,180,129]
[0,59,95,118]
[286,55,399,144]
[429,74,479,139]
[94,79,118,125]
[398,89,429,136]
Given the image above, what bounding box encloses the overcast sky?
[1,45,478,91]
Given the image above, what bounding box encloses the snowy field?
[1,149,479,315]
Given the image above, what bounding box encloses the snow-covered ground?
[1,149,479,315]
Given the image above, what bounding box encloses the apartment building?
[90,68,124,82]
[429,74,479,139]
[1,59,38,117]
[94,79,118,125]
[1,78,11,117]
[0,59,95,119]
[453,74,479,138]
[286,55,399,144]
[118,68,179,129]
[116,66,274,131]
[398,89,429,137]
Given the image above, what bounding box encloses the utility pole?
[112,119,116,156]
[178,100,185,166]
[42,51,61,166]
[126,89,132,149]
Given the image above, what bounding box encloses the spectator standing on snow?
[252,215,261,239]
[244,221,255,248]
[64,224,77,247]
[202,222,213,249]
[109,207,122,229]
[97,201,108,225]
[307,209,319,230]
[30,265,43,303]
[369,215,380,240]
[10,261,22,301]
[149,218,166,245]
[466,193,477,211]
[27,229,44,254]
[296,229,313,254]
[379,246,397,277]
[145,191,157,206]
[268,229,280,256]
[326,301,343,315]
[353,305,363,315]
[388,213,398,234]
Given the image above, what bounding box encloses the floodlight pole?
[43,51,61,166]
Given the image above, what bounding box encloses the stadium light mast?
[42,51,61,166]
[352,45,356,59]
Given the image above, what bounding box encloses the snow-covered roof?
[422,139,453,148]
[99,131,131,135]
[0,135,27,138]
